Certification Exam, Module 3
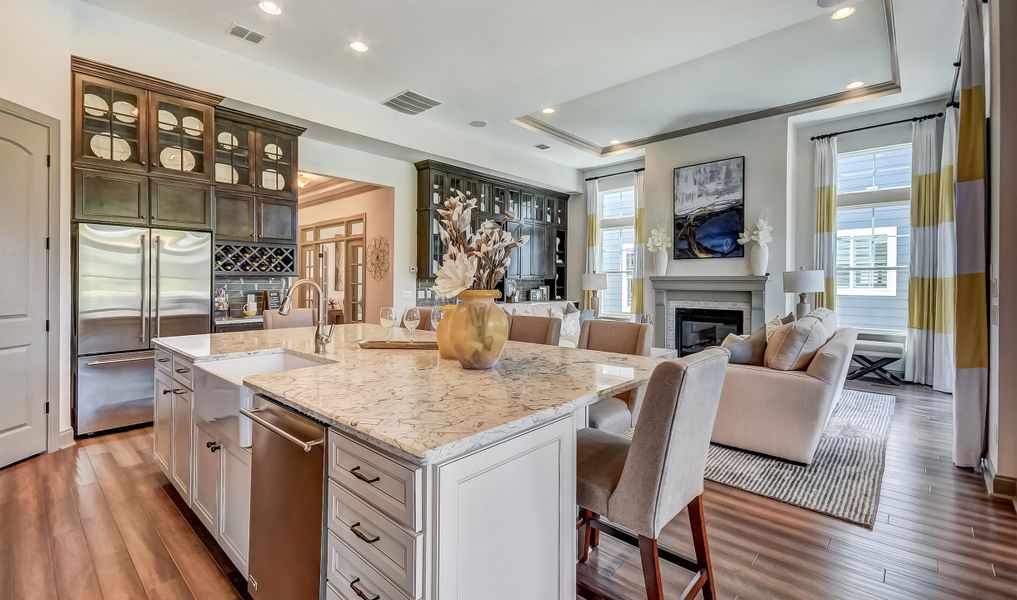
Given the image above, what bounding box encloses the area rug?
[623,390,895,527]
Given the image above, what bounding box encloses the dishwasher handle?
[241,406,324,452]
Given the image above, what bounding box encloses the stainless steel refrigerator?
[75,223,211,435]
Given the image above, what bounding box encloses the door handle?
[140,233,147,342]
[348,578,379,600]
[240,407,324,452]
[350,466,380,484]
[171,388,186,395]
[206,441,222,452]
[154,235,161,338]
[349,522,380,544]
[86,355,153,366]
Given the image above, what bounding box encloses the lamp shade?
[783,269,825,294]
[581,273,608,291]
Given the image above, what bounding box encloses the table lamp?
[783,268,825,319]
[581,273,609,318]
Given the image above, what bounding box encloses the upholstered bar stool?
[576,347,730,600]
[507,314,562,345]
[263,307,315,329]
[416,307,435,331]
[578,320,653,432]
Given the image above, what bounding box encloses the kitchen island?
[153,324,663,600]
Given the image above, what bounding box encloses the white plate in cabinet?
[327,533,413,600]
[172,354,194,389]
[327,431,421,531]
[327,481,422,598]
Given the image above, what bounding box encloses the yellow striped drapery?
[583,179,600,310]
[631,170,646,315]
[953,0,988,468]
[813,137,838,311]
[905,116,956,392]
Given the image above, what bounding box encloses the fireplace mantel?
[649,275,769,348]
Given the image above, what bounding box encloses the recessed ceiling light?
[349,41,369,52]
[541,107,555,115]
[258,1,282,15]
[609,139,621,145]
[845,80,865,90]
[469,120,487,128]
[831,6,855,20]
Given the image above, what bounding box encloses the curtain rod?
[584,167,645,182]
[809,112,943,142]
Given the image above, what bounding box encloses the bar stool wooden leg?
[590,512,600,548]
[638,535,664,600]
[687,495,716,600]
[577,509,593,563]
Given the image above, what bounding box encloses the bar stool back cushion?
[507,315,562,345]
[579,320,654,432]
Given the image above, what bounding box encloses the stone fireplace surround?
[649,275,769,350]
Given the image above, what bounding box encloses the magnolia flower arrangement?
[647,227,672,254]
[738,217,774,248]
[433,192,529,298]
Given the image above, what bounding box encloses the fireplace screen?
[675,308,743,356]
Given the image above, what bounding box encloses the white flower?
[647,227,672,254]
[737,231,752,246]
[433,253,477,298]
[738,217,773,247]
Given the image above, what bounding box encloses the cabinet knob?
[207,441,222,452]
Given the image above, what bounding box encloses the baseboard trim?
[52,427,75,451]
[982,457,1017,499]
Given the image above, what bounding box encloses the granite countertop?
[153,324,664,464]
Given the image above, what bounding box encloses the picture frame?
[673,156,745,260]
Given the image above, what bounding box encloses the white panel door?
[434,415,576,600]
[0,105,50,467]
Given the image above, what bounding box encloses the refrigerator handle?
[139,233,147,342]
[154,235,162,339]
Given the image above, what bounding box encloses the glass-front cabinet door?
[149,93,213,179]
[347,239,366,323]
[214,120,254,190]
[255,130,297,196]
[74,74,148,171]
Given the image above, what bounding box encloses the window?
[598,187,635,316]
[834,203,910,331]
[837,143,912,194]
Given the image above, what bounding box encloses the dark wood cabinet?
[150,177,212,230]
[254,129,298,197]
[415,161,570,293]
[73,74,149,172]
[256,197,297,244]
[213,119,255,191]
[74,168,149,225]
[148,93,214,180]
[213,192,256,242]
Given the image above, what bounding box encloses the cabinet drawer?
[328,431,422,531]
[327,533,413,600]
[172,354,194,389]
[154,348,173,374]
[327,481,422,598]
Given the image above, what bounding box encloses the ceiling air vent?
[227,23,266,44]
[534,143,550,150]
[382,90,442,115]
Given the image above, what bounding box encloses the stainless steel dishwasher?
[242,396,326,600]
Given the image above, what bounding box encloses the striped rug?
[623,390,895,527]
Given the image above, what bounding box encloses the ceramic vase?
[448,290,508,369]
[652,250,668,276]
[435,304,460,359]
[750,243,769,276]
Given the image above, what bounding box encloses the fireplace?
[674,308,743,356]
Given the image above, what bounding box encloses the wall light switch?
[991,305,999,326]
[991,277,999,298]
[402,289,413,300]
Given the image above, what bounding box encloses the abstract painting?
[673,156,745,259]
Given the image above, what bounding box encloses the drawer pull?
[350,466,380,484]
[171,388,186,395]
[175,367,190,374]
[349,522,380,544]
[349,578,379,600]
[156,357,170,363]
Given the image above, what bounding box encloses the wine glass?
[379,307,395,341]
[429,303,445,331]
[403,307,421,342]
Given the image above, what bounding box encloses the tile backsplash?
[214,276,290,318]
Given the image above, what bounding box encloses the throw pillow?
[764,316,784,340]
[806,307,837,341]
[764,317,828,371]
[723,326,767,365]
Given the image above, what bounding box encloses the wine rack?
[214,244,296,275]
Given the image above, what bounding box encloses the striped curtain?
[583,179,600,310]
[631,170,647,316]
[953,0,989,468]
[905,117,955,392]
[813,137,838,311]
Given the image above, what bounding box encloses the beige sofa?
[711,326,858,465]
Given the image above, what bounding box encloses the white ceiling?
[80,0,962,171]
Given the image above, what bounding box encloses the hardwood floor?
[1,380,1015,599]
